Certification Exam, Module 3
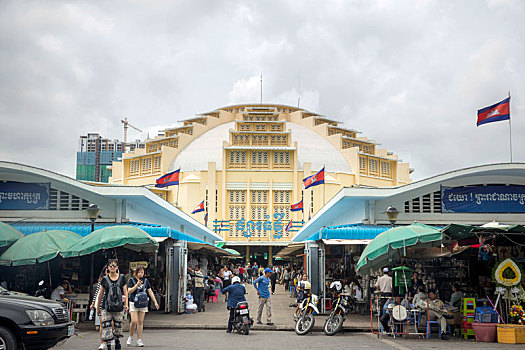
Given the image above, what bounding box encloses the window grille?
[130,160,140,175]
[273,190,291,203]
[250,190,268,237]
[228,190,246,237]
[270,135,287,145]
[153,156,161,171]
[381,161,391,176]
[169,139,178,148]
[270,124,282,131]
[228,151,246,168]
[251,151,268,167]
[255,124,266,131]
[229,190,246,203]
[240,124,251,131]
[363,145,373,154]
[142,157,151,173]
[359,157,367,173]
[251,190,268,204]
[273,151,291,166]
[369,158,379,174]
[252,134,268,146]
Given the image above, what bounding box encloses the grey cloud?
[0,0,524,180]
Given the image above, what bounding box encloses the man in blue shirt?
[253,268,273,325]
[222,276,246,333]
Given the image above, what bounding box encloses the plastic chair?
[426,320,451,339]
[208,289,219,303]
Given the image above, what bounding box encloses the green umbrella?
[356,222,443,274]
[0,230,81,266]
[223,248,241,256]
[60,225,159,258]
[0,221,24,248]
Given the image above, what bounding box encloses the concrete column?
[305,241,320,295]
[245,245,250,264]
[268,246,273,266]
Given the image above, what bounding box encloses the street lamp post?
[85,204,102,296]
[385,206,399,227]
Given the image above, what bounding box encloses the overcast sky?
[1,0,524,181]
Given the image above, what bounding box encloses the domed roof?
[170,121,353,173]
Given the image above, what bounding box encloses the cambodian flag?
[155,169,180,188]
[290,200,303,212]
[191,200,205,214]
[285,220,293,234]
[303,167,325,189]
[477,97,510,126]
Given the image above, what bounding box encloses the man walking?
[253,268,273,325]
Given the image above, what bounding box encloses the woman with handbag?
[126,265,159,347]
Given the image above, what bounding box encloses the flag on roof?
[191,200,205,214]
[477,97,510,126]
[155,169,180,188]
[303,167,325,189]
[290,200,303,212]
[285,220,293,234]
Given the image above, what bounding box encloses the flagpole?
[323,165,326,207]
[508,91,513,163]
[301,190,304,223]
[176,183,180,208]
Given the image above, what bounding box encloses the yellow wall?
[109,104,412,243]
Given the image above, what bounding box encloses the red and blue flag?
[303,167,325,189]
[285,220,293,234]
[191,200,205,214]
[290,200,303,212]
[155,169,180,188]
[477,97,510,126]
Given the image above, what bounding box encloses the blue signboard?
[0,182,50,210]
[441,185,525,213]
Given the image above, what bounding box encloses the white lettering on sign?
[0,191,41,204]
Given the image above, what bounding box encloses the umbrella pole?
[47,261,52,287]
[89,254,94,296]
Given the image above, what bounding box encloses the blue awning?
[10,222,233,255]
[305,224,392,242]
[11,222,203,242]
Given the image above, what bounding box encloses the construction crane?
[121,117,142,145]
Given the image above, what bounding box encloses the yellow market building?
[109,104,412,264]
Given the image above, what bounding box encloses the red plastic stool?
[324,298,332,311]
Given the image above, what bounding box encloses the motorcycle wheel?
[323,314,344,336]
[242,324,250,335]
[295,313,315,335]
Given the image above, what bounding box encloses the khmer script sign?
[441,185,525,213]
[235,213,286,239]
[0,181,50,210]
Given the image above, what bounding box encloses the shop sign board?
[0,181,50,210]
[441,185,525,213]
[235,213,286,239]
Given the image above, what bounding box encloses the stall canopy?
[0,221,24,248]
[0,230,82,266]
[442,223,525,242]
[61,226,159,258]
[275,242,306,258]
[303,224,391,242]
[356,222,443,274]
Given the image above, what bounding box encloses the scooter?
[232,301,253,335]
[294,292,319,335]
[35,280,48,298]
[323,292,354,336]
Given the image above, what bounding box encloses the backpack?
[133,278,149,308]
[104,275,124,312]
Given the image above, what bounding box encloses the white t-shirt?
[353,285,363,299]
[375,274,393,293]
[51,286,65,301]
[223,271,232,280]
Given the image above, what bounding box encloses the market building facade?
[109,103,412,263]
[0,161,226,313]
[287,163,525,310]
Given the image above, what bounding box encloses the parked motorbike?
[294,292,319,335]
[232,301,253,335]
[35,280,48,298]
[324,292,354,335]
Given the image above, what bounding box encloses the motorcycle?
[232,301,253,335]
[323,292,354,336]
[35,280,48,298]
[294,292,319,335]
